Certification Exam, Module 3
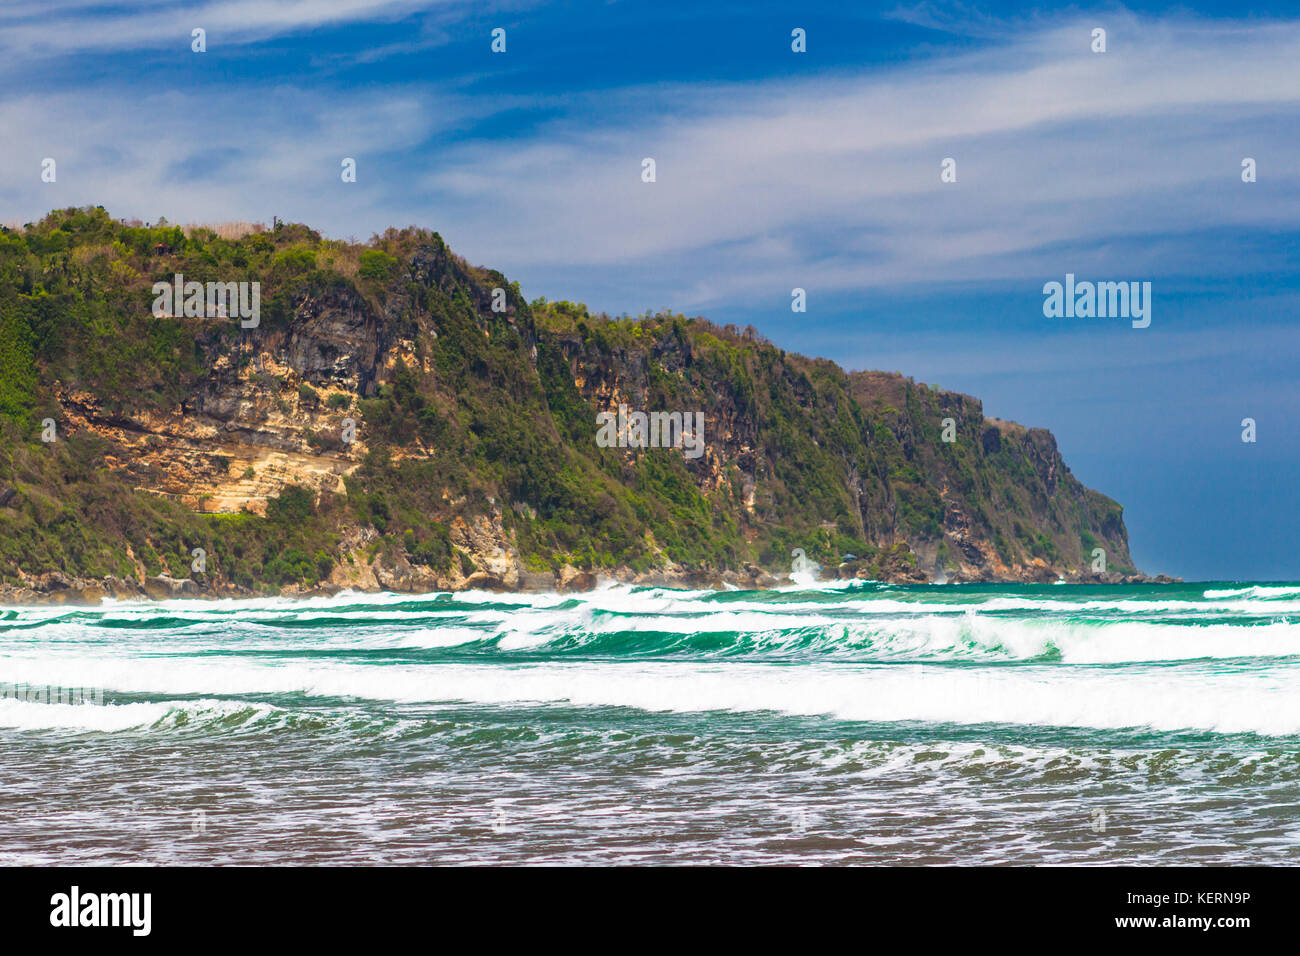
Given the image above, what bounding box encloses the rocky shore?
[0,560,1179,606]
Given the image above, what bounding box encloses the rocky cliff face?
[542,322,1143,586]
[0,207,1160,602]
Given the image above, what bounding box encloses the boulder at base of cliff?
[34,571,75,591]
[143,575,200,600]
[557,565,597,592]
[518,569,557,591]
[463,571,509,591]
[735,564,778,589]
[101,576,146,599]
[1024,565,1059,584]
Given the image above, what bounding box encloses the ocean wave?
[6,604,1300,664]
[3,584,1300,740]
[0,696,279,733]
[1202,585,1300,599]
[457,612,1300,663]
[4,652,1300,735]
[8,584,1300,636]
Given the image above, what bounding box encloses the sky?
[1,0,1297,580]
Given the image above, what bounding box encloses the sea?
[1,580,1297,865]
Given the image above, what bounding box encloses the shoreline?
[0,566,1181,607]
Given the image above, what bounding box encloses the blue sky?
[2,0,1298,579]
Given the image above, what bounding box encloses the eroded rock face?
[450,513,520,589]
[58,378,360,517]
[550,330,1143,585]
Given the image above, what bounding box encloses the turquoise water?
[1,580,1298,865]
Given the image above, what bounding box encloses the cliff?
[0,207,1160,603]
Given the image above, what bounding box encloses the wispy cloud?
[2,10,1298,316]
[412,14,1300,307]
[0,0,522,63]
[0,84,452,232]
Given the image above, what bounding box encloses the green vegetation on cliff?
[0,206,1140,595]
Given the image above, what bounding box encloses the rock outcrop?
[0,207,1167,603]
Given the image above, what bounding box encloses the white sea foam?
[8,598,1300,664]
[392,628,489,649]
[4,647,1299,735]
[1203,585,1300,599]
[3,583,1300,738]
[0,697,169,731]
[0,696,274,732]
[9,583,1300,636]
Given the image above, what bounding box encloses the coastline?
[0,564,1180,606]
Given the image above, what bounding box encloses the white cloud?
[0,1,461,59]
[2,12,1298,315]
[0,84,469,232]
[413,14,1300,306]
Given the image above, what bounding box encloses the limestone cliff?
[0,207,1165,602]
